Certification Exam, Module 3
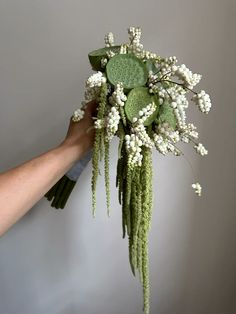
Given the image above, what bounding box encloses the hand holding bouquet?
[46,27,212,313]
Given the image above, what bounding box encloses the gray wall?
[0,1,235,314]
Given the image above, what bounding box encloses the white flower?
[153,134,169,155]
[192,90,212,114]
[125,134,143,167]
[192,182,202,196]
[84,72,107,102]
[101,57,108,68]
[120,44,127,54]
[136,102,156,124]
[194,143,208,156]
[158,85,188,129]
[106,50,116,59]
[180,123,199,143]
[127,26,143,56]
[106,106,120,140]
[153,133,181,156]
[72,108,85,122]
[104,32,114,47]
[94,119,104,129]
[174,64,202,88]
[86,71,106,88]
[109,83,127,107]
[130,103,156,149]
[132,122,154,149]
[158,56,178,78]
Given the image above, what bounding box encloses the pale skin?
[0,100,97,237]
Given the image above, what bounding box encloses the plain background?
[0,1,235,313]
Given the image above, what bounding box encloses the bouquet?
[45,27,212,313]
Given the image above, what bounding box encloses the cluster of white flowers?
[133,102,156,124]
[192,90,212,114]
[158,56,178,78]
[153,122,181,156]
[125,134,143,167]
[106,106,120,140]
[194,143,208,156]
[180,123,199,143]
[148,72,159,93]
[153,133,180,156]
[101,57,108,68]
[84,71,107,102]
[104,32,114,47]
[127,26,143,56]
[157,123,180,143]
[192,182,202,196]
[106,50,116,59]
[72,108,85,122]
[132,122,154,149]
[86,71,106,88]
[125,103,157,167]
[142,50,158,60]
[131,103,156,149]
[94,119,105,129]
[120,44,127,54]
[109,83,127,107]
[158,85,189,129]
[174,64,202,89]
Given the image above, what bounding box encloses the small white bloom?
[194,143,208,156]
[192,182,202,196]
[125,133,143,167]
[175,64,202,88]
[94,119,104,129]
[109,83,127,107]
[106,106,120,140]
[101,57,108,68]
[120,44,127,54]
[192,90,212,114]
[104,32,114,47]
[72,108,85,122]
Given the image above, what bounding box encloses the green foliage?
[124,87,159,126]
[104,140,110,216]
[157,100,177,129]
[88,46,121,71]
[145,59,158,74]
[106,54,148,89]
[116,147,153,314]
[91,83,108,216]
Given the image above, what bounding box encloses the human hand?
[61,100,97,159]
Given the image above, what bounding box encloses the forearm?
[0,142,83,236]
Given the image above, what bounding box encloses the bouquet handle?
[45,149,92,209]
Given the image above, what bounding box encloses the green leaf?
[124,87,159,126]
[145,60,158,74]
[106,54,148,90]
[157,101,177,129]
[88,46,121,71]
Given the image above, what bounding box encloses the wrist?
[57,139,86,165]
